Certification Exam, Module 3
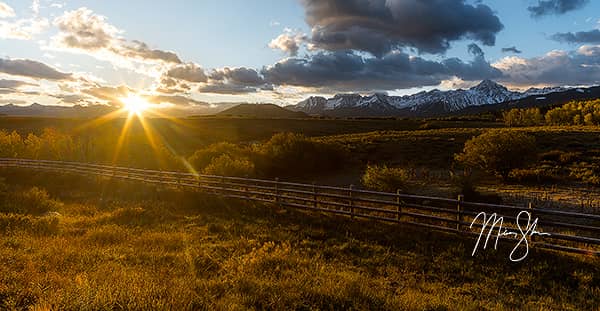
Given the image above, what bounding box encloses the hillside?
[217,103,308,118]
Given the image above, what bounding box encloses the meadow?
[0,171,598,310]
[0,114,599,309]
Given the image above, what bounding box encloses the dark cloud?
[196,67,272,94]
[496,49,600,86]
[501,46,523,54]
[551,29,600,44]
[262,48,501,91]
[165,63,207,82]
[528,0,588,17]
[301,0,503,56]
[197,83,261,94]
[209,67,265,86]
[0,58,71,80]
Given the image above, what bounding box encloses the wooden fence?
[0,157,599,257]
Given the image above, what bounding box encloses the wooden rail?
[0,157,599,257]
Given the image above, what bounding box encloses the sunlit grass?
[0,175,598,310]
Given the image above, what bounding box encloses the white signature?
[469,211,551,262]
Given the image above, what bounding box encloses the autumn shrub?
[188,142,250,171]
[361,165,409,192]
[203,154,256,177]
[569,163,600,185]
[455,130,537,180]
[256,133,346,178]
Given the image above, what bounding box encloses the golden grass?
[0,173,598,310]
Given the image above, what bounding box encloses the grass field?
[1,117,599,309]
[0,172,598,310]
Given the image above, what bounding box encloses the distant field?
[0,171,598,310]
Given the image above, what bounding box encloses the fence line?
[0,157,598,257]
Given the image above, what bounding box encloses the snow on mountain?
[289,80,576,116]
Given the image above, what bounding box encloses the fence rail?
[0,157,599,257]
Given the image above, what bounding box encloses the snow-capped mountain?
[288,80,577,117]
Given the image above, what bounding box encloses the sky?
[0,0,600,110]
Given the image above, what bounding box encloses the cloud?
[0,1,48,40]
[0,2,15,18]
[269,30,307,56]
[262,47,501,92]
[0,79,37,89]
[51,93,87,104]
[0,58,71,80]
[165,63,207,83]
[196,67,272,94]
[494,48,600,86]
[528,0,588,17]
[501,46,522,54]
[300,0,503,56]
[209,67,265,86]
[197,83,262,94]
[82,85,132,103]
[551,29,600,44]
[51,8,181,71]
[144,94,208,107]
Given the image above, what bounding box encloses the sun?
[121,94,150,115]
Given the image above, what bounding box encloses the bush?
[203,154,255,177]
[188,142,249,171]
[0,187,62,215]
[455,130,537,180]
[361,165,409,192]
[508,167,561,184]
[569,163,600,185]
[256,133,346,177]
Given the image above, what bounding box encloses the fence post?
[312,182,317,210]
[349,185,354,219]
[275,178,280,208]
[244,175,249,196]
[396,189,402,223]
[457,195,464,232]
[221,176,225,194]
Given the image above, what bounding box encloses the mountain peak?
[471,79,504,91]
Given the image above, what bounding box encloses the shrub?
[503,108,543,127]
[454,130,537,180]
[0,187,62,215]
[361,165,409,192]
[569,163,600,185]
[188,142,249,171]
[508,167,561,184]
[256,133,346,177]
[203,154,255,177]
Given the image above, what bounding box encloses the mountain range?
[0,80,598,118]
[288,80,596,117]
